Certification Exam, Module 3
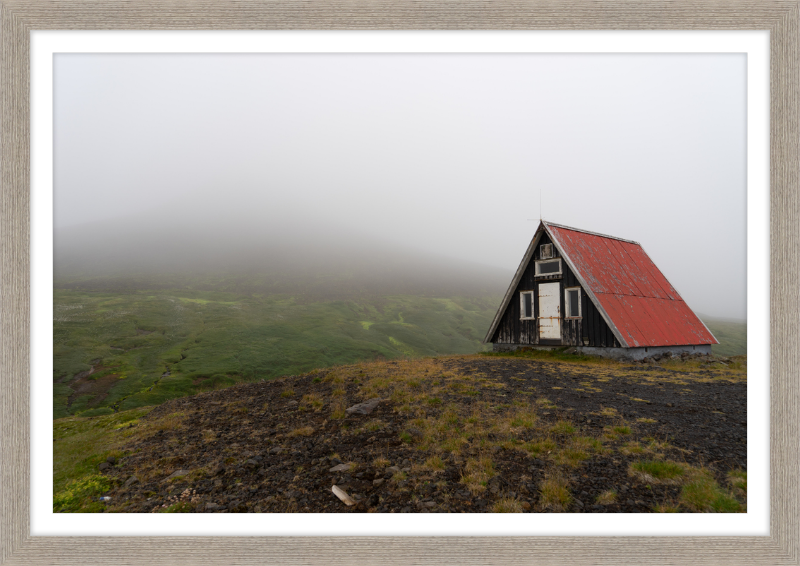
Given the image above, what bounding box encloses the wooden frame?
[564,287,581,320]
[519,290,536,321]
[534,258,563,277]
[1,2,797,565]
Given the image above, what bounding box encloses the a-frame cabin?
[484,221,718,360]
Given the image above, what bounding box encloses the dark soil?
[99,355,746,513]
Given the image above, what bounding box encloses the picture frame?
[2,1,797,564]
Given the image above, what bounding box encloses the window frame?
[534,258,562,277]
[564,286,582,319]
[539,243,554,259]
[519,290,535,320]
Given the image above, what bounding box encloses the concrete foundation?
[492,343,712,361]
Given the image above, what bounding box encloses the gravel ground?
[100,354,746,513]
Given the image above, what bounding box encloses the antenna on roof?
[527,188,543,226]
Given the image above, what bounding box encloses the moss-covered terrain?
[54,352,746,514]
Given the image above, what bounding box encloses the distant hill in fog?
[54,207,512,299]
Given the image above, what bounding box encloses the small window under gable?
[565,287,581,318]
[535,259,561,276]
[520,291,534,320]
[539,243,554,259]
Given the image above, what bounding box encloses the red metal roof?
[547,223,717,347]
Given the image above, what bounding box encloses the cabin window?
[565,287,581,318]
[535,259,561,276]
[539,243,554,259]
[520,291,535,320]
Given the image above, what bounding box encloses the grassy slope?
[54,289,501,418]
[53,408,152,496]
[700,318,747,357]
[54,287,746,419]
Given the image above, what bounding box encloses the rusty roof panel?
[547,223,717,347]
[620,242,679,300]
[552,228,639,296]
[596,294,646,346]
[595,294,717,347]
[607,238,656,298]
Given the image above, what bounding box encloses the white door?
[538,282,561,341]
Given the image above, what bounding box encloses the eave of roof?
[482,223,547,343]
[543,221,640,246]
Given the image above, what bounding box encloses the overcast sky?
[54,53,746,319]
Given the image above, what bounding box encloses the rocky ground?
[98,353,747,513]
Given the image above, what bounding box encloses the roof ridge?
[543,221,640,246]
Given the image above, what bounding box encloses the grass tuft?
[550,421,576,435]
[491,497,524,513]
[680,472,744,512]
[630,460,686,484]
[460,457,496,495]
[330,398,347,420]
[422,455,446,473]
[596,489,617,505]
[727,469,747,494]
[539,475,571,511]
[54,474,111,513]
[287,426,314,437]
[300,393,324,411]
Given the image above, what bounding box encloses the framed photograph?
[3,2,798,564]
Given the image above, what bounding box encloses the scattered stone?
[106,456,116,465]
[124,475,139,488]
[406,428,424,440]
[98,462,111,472]
[373,478,385,487]
[345,398,382,415]
[206,502,223,511]
[166,469,190,480]
[244,459,259,469]
[329,463,352,473]
[332,485,356,506]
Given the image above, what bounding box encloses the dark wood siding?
[491,232,619,348]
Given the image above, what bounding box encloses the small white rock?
[332,485,356,506]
